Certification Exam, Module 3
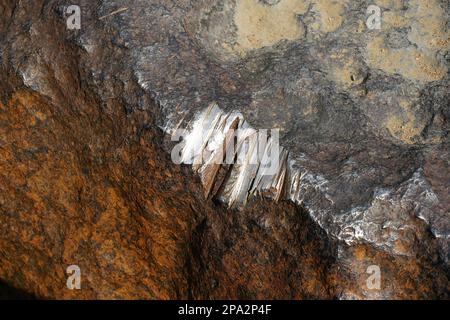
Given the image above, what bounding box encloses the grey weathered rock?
[0,0,448,299]
[80,0,449,260]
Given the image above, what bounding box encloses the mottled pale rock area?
[0,0,449,299]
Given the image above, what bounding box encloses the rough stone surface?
[0,0,449,299]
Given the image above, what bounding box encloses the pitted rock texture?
[81,0,450,255]
[0,0,449,299]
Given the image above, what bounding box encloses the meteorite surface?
[0,0,449,299]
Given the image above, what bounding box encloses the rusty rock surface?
[0,0,449,299]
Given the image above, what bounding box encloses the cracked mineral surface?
[0,0,449,299]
